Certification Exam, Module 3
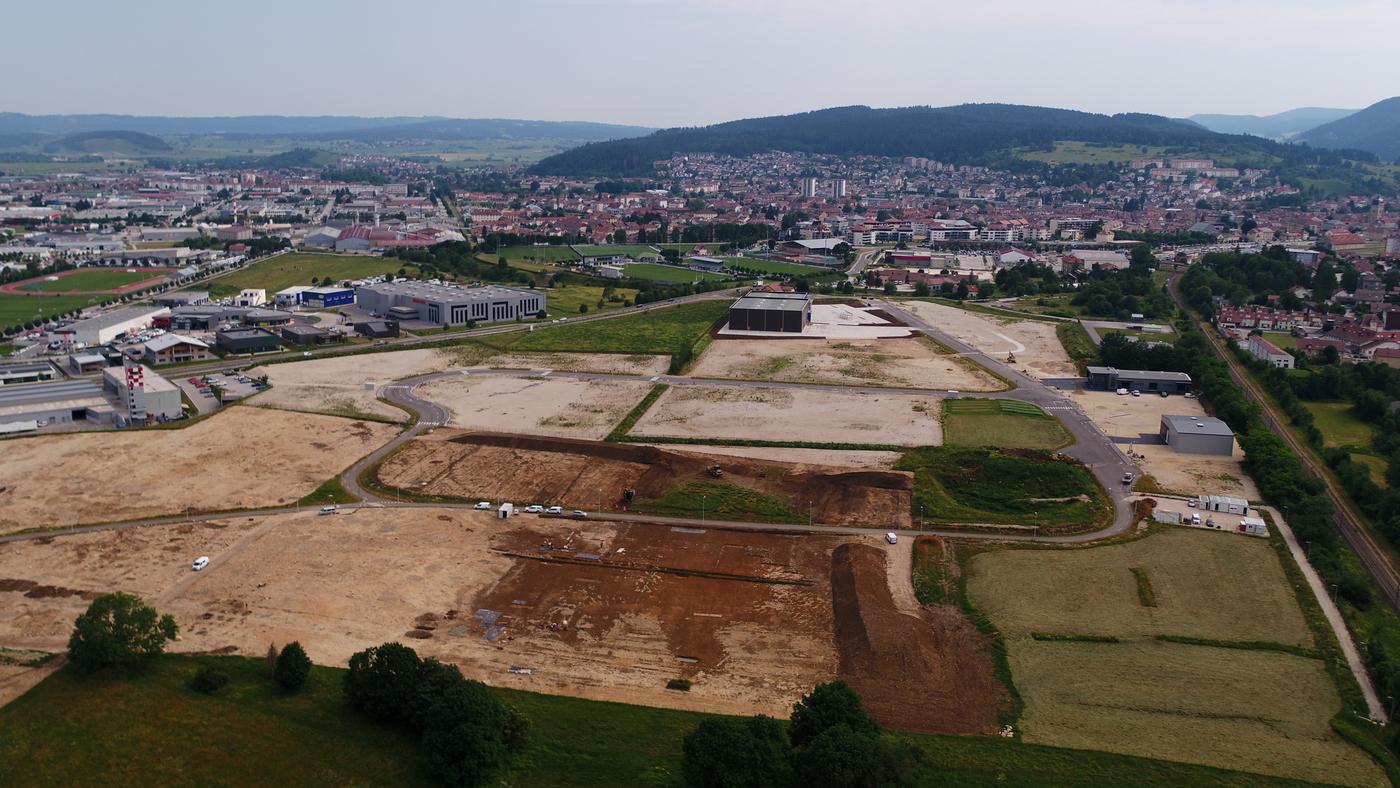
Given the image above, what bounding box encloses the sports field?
[0,294,104,330]
[204,253,408,298]
[572,244,657,258]
[621,263,730,283]
[725,257,839,277]
[14,269,165,293]
[942,399,1073,450]
[965,528,1384,785]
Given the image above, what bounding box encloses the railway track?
[1171,276,1400,613]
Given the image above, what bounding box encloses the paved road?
[1080,319,1174,346]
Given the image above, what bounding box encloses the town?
[4,6,1400,783]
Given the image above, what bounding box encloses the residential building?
[1246,334,1294,369]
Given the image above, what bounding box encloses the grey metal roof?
[1087,366,1192,383]
[0,379,102,407]
[1162,415,1233,437]
[732,292,812,312]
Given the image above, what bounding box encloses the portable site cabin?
[1199,495,1249,515]
[498,503,514,519]
[1238,516,1268,537]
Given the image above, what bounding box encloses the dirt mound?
[385,432,911,527]
[829,543,1003,734]
[0,578,100,600]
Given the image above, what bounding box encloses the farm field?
[493,244,582,265]
[0,406,397,533]
[377,432,913,528]
[690,336,1003,390]
[621,262,731,282]
[942,399,1073,450]
[1304,400,1375,449]
[900,300,1078,379]
[0,655,1297,787]
[628,385,942,447]
[417,376,652,440]
[486,298,729,357]
[0,293,105,329]
[966,529,1383,786]
[203,253,408,298]
[12,268,167,293]
[897,447,1108,532]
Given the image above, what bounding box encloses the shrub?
[190,667,230,694]
[788,681,880,748]
[682,715,793,788]
[666,678,692,691]
[274,642,311,692]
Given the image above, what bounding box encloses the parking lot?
[181,369,266,408]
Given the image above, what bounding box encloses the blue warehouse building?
[299,287,355,309]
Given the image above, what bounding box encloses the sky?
[7,0,1397,128]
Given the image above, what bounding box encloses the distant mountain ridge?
[41,130,171,155]
[1188,107,1357,140]
[1296,97,1400,162]
[531,104,1262,177]
[0,113,654,143]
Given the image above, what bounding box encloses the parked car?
[191,556,210,571]
[571,510,588,519]
[473,501,492,510]
[319,505,337,516]
[1131,390,1141,397]
[1115,388,1129,395]
[884,532,898,545]
[546,506,563,515]
[1159,391,1168,398]
[1187,500,1198,508]
[1122,472,1134,485]
[523,505,544,513]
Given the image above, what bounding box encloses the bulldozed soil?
[829,543,1005,734]
[376,431,913,528]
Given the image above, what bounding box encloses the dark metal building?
[727,292,812,333]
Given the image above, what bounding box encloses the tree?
[274,641,312,691]
[682,715,793,788]
[191,667,230,694]
[421,680,529,786]
[791,724,920,788]
[788,681,880,748]
[67,592,178,674]
[409,658,466,730]
[882,282,897,295]
[613,229,627,244]
[344,642,424,724]
[913,281,930,297]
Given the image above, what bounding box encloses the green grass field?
[572,244,658,258]
[1016,141,1173,165]
[632,480,800,522]
[724,257,837,277]
[1303,401,1376,449]
[16,269,165,293]
[1259,331,1297,350]
[621,263,731,283]
[1099,327,1177,344]
[942,399,1074,450]
[0,293,107,330]
[965,529,1383,785]
[0,653,1320,786]
[487,299,729,356]
[539,284,639,317]
[492,245,582,269]
[204,253,408,298]
[895,446,1108,532]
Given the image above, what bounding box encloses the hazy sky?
[8,0,1396,127]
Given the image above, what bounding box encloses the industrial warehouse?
[354,281,545,327]
[726,291,813,333]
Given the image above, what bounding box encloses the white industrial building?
[55,306,170,346]
[355,281,545,326]
[102,364,182,424]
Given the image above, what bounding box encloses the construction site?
[375,432,915,528]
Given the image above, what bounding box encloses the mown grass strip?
[1056,321,1099,373]
[295,477,358,507]
[1131,566,1157,607]
[605,384,667,441]
[1030,633,1121,644]
[1154,635,1319,659]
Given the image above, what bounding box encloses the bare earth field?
[1071,390,1257,499]
[967,529,1382,786]
[690,337,1001,391]
[0,407,397,532]
[630,386,942,446]
[900,301,1078,379]
[417,376,652,440]
[251,348,451,421]
[251,349,669,422]
[0,509,1001,728]
[378,432,914,528]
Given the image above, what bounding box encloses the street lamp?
[701,495,706,524]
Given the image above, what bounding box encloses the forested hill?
[531,104,1266,176]
[1296,97,1400,162]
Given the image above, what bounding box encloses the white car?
[884,532,898,545]
[319,505,338,516]
[192,556,210,571]
[571,510,588,519]
[545,506,563,515]
[473,501,492,510]
[1131,390,1141,397]
[523,505,544,513]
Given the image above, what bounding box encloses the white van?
[319,505,337,516]
[884,532,898,545]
